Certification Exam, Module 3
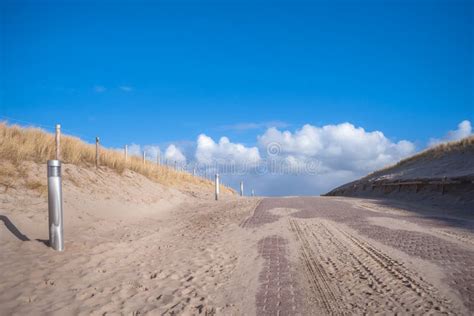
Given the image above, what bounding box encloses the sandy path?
[0,196,261,315]
[246,197,474,315]
[290,219,454,314]
[2,193,473,315]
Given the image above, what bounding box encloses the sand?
[248,197,474,315]
[1,162,473,315]
[326,140,474,211]
[0,162,262,315]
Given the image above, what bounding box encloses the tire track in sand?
[290,218,459,315]
[289,220,344,315]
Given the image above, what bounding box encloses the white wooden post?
[124,145,128,161]
[143,151,146,165]
[55,124,61,160]
[215,173,220,201]
[95,137,100,169]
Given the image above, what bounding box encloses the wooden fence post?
[55,124,61,160]
[215,173,220,200]
[95,137,100,168]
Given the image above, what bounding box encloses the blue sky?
[1,0,473,195]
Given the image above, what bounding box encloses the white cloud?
[127,144,142,157]
[165,144,186,163]
[144,145,161,162]
[117,122,421,195]
[125,144,161,162]
[258,122,415,173]
[429,120,472,146]
[195,134,261,165]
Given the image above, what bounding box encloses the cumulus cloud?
[195,134,261,165]
[258,122,415,173]
[164,144,186,163]
[126,144,142,157]
[190,123,416,195]
[118,122,422,195]
[125,144,162,161]
[429,120,472,146]
[144,145,161,162]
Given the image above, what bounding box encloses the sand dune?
[0,160,259,315]
[1,143,473,314]
[325,136,474,212]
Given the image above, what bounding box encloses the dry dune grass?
[398,136,474,163]
[0,122,233,193]
[364,135,474,179]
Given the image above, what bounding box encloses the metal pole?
[95,137,100,169]
[47,160,64,251]
[251,189,255,197]
[215,173,220,201]
[143,151,146,165]
[240,181,244,196]
[193,167,196,177]
[55,124,61,160]
[157,152,160,165]
[124,145,128,162]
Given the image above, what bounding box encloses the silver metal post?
[143,151,146,164]
[124,145,128,162]
[47,160,64,251]
[215,173,220,201]
[240,181,244,196]
[251,189,255,197]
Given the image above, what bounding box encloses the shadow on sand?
[0,215,50,246]
[361,197,474,232]
[0,215,30,241]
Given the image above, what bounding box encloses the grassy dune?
[0,122,232,193]
[364,135,474,180]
